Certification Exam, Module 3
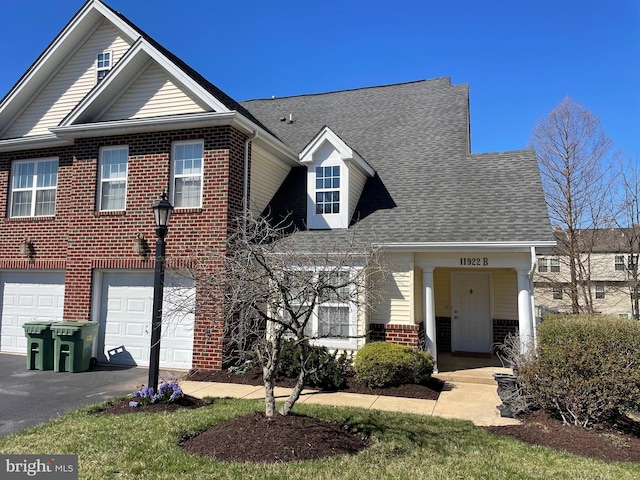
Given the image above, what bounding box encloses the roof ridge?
[243,77,454,102]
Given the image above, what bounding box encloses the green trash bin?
[22,321,55,370]
[51,321,99,373]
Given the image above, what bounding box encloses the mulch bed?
[92,369,640,464]
[484,409,640,464]
[186,367,443,400]
[181,411,368,463]
[95,394,209,415]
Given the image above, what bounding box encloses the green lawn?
[1,398,638,479]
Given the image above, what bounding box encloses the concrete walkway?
[180,359,520,427]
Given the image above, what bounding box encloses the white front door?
[451,272,492,353]
[97,271,195,369]
[0,272,65,353]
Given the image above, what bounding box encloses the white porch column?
[517,268,535,353]
[423,267,437,371]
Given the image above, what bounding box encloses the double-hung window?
[552,287,563,300]
[96,51,111,82]
[595,285,605,299]
[550,258,560,272]
[315,166,340,214]
[615,255,625,271]
[98,146,128,211]
[281,270,356,348]
[171,140,203,209]
[537,258,548,273]
[10,158,58,217]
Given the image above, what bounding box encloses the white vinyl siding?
[492,269,517,319]
[348,165,367,223]
[98,146,128,211]
[100,63,208,121]
[249,150,291,215]
[372,260,413,325]
[4,23,132,138]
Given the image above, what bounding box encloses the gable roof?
[242,78,554,249]
[0,0,276,146]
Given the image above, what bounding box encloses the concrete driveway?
[0,353,183,437]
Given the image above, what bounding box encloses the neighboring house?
[535,228,640,318]
[0,0,553,372]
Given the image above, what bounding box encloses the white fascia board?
[299,126,375,177]
[375,241,558,253]
[50,111,299,165]
[0,135,73,153]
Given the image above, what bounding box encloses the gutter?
[242,130,259,240]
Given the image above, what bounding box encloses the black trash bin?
[51,322,99,373]
[22,321,55,370]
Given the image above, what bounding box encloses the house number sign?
[460,257,489,266]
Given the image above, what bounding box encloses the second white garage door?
[97,271,195,370]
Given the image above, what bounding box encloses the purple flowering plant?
[129,380,183,408]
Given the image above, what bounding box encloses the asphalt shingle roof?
[242,78,553,247]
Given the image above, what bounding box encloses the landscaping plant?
[516,314,640,427]
[354,341,434,388]
[129,380,183,408]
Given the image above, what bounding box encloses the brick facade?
[0,125,249,370]
[368,323,421,348]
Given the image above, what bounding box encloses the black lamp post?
[148,192,174,392]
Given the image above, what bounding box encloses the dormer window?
[315,166,340,214]
[96,51,112,82]
[300,127,374,230]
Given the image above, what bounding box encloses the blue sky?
[0,0,638,156]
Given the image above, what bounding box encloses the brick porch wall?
[0,126,249,370]
[368,323,421,348]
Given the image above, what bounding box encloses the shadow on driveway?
[0,353,185,437]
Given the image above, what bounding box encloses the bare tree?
[185,213,387,417]
[613,156,640,318]
[529,96,615,314]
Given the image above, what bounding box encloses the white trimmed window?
[98,146,128,211]
[552,287,563,300]
[282,270,357,349]
[96,51,112,82]
[10,158,58,217]
[315,166,341,215]
[595,285,605,299]
[537,258,548,272]
[550,258,560,272]
[615,255,625,271]
[171,140,203,209]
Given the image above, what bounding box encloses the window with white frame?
[281,270,356,348]
[10,158,58,217]
[629,255,638,271]
[550,258,560,272]
[96,51,111,82]
[171,140,203,209]
[615,255,625,271]
[315,166,340,215]
[537,258,548,272]
[552,287,563,300]
[98,146,128,211]
[595,285,605,299]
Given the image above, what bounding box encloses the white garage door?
[97,271,195,370]
[0,272,65,353]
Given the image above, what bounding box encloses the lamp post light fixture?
[148,192,174,392]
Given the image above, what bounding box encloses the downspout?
[529,246,538,348]
[242,131,259,241]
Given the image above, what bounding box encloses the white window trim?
[96,50,113,83]
[300,126,374,230]
[280,268,360,349]
[98,145,128,211]
[537,258,548,272]
[170,139,204,209]
[9,157,58,218]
